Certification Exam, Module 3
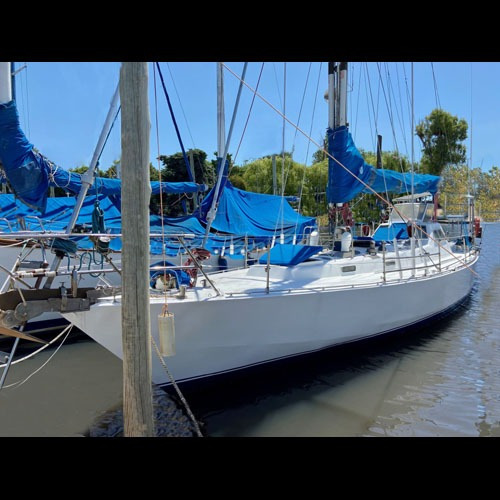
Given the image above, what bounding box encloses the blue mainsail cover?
[199,181,316,238]
[0,100,207,212]
[326,126,441,203]
[0,100,51,211]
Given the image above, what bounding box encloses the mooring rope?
[150,336,204,437]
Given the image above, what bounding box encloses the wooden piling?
[120,62,154,437]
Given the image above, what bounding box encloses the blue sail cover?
[326,126,441,203]
[258,244,323,265]
[0,101,51,211]
[0,100,206,212]
[48,168,206,197]
[199,181,316,238]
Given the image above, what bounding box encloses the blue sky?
[11,61,500,176]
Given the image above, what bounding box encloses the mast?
[338,62,348,127]
[328,62,335,129]
[217,62,225,158]
[0,63,12,195]
[410,62,416,276]
[0,62,12,104]
[468,62,474,242]
[335,62,349,228]
[327,62,336,234]
[203,62,247,246]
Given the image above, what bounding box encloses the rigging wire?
[166,62,197,150]
[0,323,74,379]
[155,62,193,182]
[401,63,413,146]
[277,62,313,238]
[24,62,30,138]
[282,62,312,188]
[364,63,377,153]
[151,64,201,435]
[272,63,283,112]
[431,62,442,110]
[232,62,265,168]
[375,62,409,193]
[353,62,363,141]
[395,63,409,158]
[386,62,411,165]
[95,105,121,168]
[280,62,287,240]
[295,62,323,230]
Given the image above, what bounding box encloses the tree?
[157,149,216,216]
[359,149,413,173]
[440,164,500,222]
[300,160,328,216]
[416,109,468,176]
[241,154,307,198]
[102,159,121,178]
[228,174,246,190]
[159,149,216,186]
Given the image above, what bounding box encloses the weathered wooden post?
[120,62,155,437]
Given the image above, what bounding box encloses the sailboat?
[1,62,480,387]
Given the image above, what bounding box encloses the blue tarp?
[0,100,207,213]
[258,244,323,266]
[326,126,441,203]
[0,193,120,228]
[200,181,316,239]
[372,222,409,242]
[0,192,124,250]
[49,169,206,197]
[0,101,51,211]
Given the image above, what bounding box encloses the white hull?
[63,249,479,386]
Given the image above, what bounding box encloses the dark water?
[0,224,498,437]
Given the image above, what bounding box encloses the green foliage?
[149,163,160,181]
[158,149,216,186]
[299,160,328,216]
[241,155,304,197]
[157,149,216,217]
[312,133,328,164]
[359,149,413,173]
[440,164,500,221]
[416,109,468,176]
[228,174,246,190]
